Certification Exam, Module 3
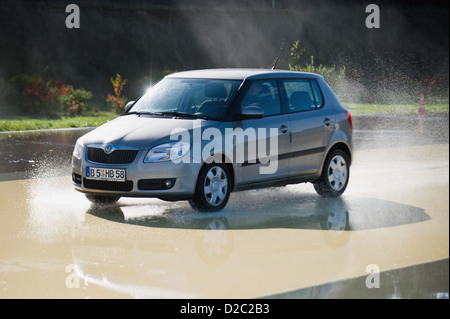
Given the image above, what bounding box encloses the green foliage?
[0,112,117,132]
[57,86,93,116]
[10,73,40,96]
[288,40,346,91]
[343,102,449,114]
[9,73,48,115]
[8,73,93,117]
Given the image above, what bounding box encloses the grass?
[0,111,117,132]
[342,102,449,115]
[0,101,448,132]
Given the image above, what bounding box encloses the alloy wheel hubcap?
[204,166,228,206]
[327,155,348,191]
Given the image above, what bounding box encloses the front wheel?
[189,163,232,212]
[314,149,350,197]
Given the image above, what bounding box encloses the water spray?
[418,93,426,135]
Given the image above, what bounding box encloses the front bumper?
[72,149,201,200]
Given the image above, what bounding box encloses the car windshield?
[128,78,242,120]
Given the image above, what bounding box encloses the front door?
[234,79,291,185]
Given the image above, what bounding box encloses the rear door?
[280,79,335,176]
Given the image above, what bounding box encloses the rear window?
[281,79,324,113]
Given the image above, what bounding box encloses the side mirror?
[125,101,135,113]
[241,105,264,120]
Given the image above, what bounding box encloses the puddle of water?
[84,188,430,232]
[0,128,92,180]
[0,127,447,299]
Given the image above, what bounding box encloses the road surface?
[0,113,448,299]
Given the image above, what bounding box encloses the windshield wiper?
[123,111,140,115]
[124,111,162,116]
[155,111,208,120]
[124,110,208,120]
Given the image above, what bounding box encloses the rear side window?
[310,80,323,108]
[281,79,323,113]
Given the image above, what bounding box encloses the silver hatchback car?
[72,69,353,211]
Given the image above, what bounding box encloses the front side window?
[129,78,241,120]
[282,79,323,113]
[241,80,282,117]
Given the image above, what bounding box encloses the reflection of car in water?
[71,193,430,298]
[72,194,353,298]
[68,188,429,298]
[68,190,429,298]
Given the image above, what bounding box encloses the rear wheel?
[85,194,121,205]
[314,149,350,197]
[189,163,232,212]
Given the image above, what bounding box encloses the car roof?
[165,68,323,81]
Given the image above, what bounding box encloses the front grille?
[87,147,138,164]
[83,178,133,192]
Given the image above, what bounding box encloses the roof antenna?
[271,38,285,70]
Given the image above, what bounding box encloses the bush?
[107,74,128,114]
[9,73,92,117]
[58,86,93,116]
[22,77,66,116]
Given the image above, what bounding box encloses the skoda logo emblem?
[104,145,114,154]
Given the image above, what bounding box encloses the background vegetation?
[0,0,448,131]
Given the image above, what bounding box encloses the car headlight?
[73,141,84,160]
[144,142,190,163]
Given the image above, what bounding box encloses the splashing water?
[25,154,88,243]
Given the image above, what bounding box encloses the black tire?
[189,163,232,212]
[314,149,350,197]
[85,194,120,205]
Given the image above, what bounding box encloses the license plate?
[86,167,126,182]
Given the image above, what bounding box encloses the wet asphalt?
[0,113,448,299]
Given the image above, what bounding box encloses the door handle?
[323,118,334,127]
[280,124,290,134]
